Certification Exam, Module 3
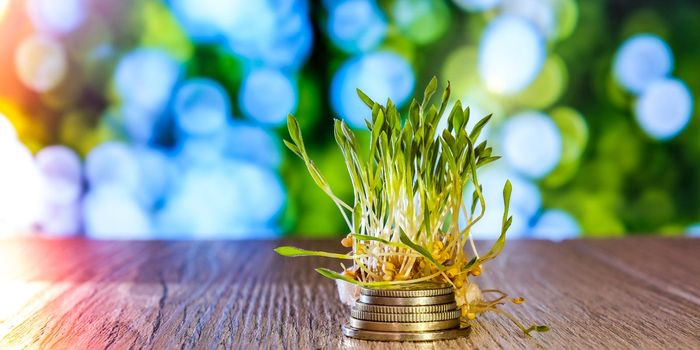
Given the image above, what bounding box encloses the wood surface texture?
[0,237,698,349]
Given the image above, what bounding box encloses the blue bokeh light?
[331,51,415,128]
[114,49,181,114]
[169,0,227,41]
[501,111,562,179]
[256,7,313,69]
[155,160,285,238]
[132,146,176,210]
[327,0,387,53]
[155,164,243,238]
[687,223,700,237]
[170,0,273,44]
[231,162,286,224]
[112,105,160,144]
[500,0,556,38]
[613,34,674,95]
[83,185,152,239]
[223,122,282,167]
[239,68,297,126]
[634,78,693,141]
[85,142,140,192]
[35,145,82,205]
[221,2,277,50]
[26,0,87,35]
[37,202,81,237]
[174,78,230,136]
[530,209,581,240]
[478,15,545,95]
[461,166,541,239]
[173,134,227,167]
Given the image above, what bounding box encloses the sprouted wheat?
[275,77,549,336]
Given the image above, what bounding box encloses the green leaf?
[463,256,478,270]
[469,114,492,141]
[283,140,302,158]
[357,88,375,109]
[476,156,500,167]
[478,180,512,265]
[474,140,487,157]
[503,180,512,221]
[352,203,362,234]
[315,268,357,284]
[436,81,451,120]
[274,246,354,259]
[307,160,329,189]
[441,129,456,150]
[448,101,462,132]
[470,186,481,216]
[409,99,420,127]
[462,104,470,127]
[399,231,443,268]
[388,100,401,131]
[373,108,385,136]
[287,114,303,148]
[422,76,438,108]
[525,325,551,335]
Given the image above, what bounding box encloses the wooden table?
[0,238,698,349]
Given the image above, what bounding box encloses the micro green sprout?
[275,77,548,336]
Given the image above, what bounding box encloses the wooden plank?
[567,238,700,305]
[0,238,698,349]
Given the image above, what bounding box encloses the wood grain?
[0,238,698,349]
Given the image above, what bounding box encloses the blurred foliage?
[0,0,698,238]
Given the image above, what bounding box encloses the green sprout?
[276,77,548,336]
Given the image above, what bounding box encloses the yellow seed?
[382,262,396,276]
[512,297,525,304]
[341,235,353,248]
[382,273,394,281]
[394,273,408,281]
[467,312,476,320]
[432,241,444,251]
[470,265,482,276]
[342,269,356,279]
[447,266,459,277]
[454,278,464,288]
[461,307,469,317]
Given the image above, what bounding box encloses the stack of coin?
[342,283,470,341]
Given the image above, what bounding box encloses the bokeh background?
[0,0,698,240]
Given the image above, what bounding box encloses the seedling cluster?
[276,77,548,335]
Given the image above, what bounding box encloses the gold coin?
[360,283,453,298]
[358,293,455,306]
[351,309,461,323]
[342,324,471,342]
[353,301,457,314]
[349,318,460,332]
